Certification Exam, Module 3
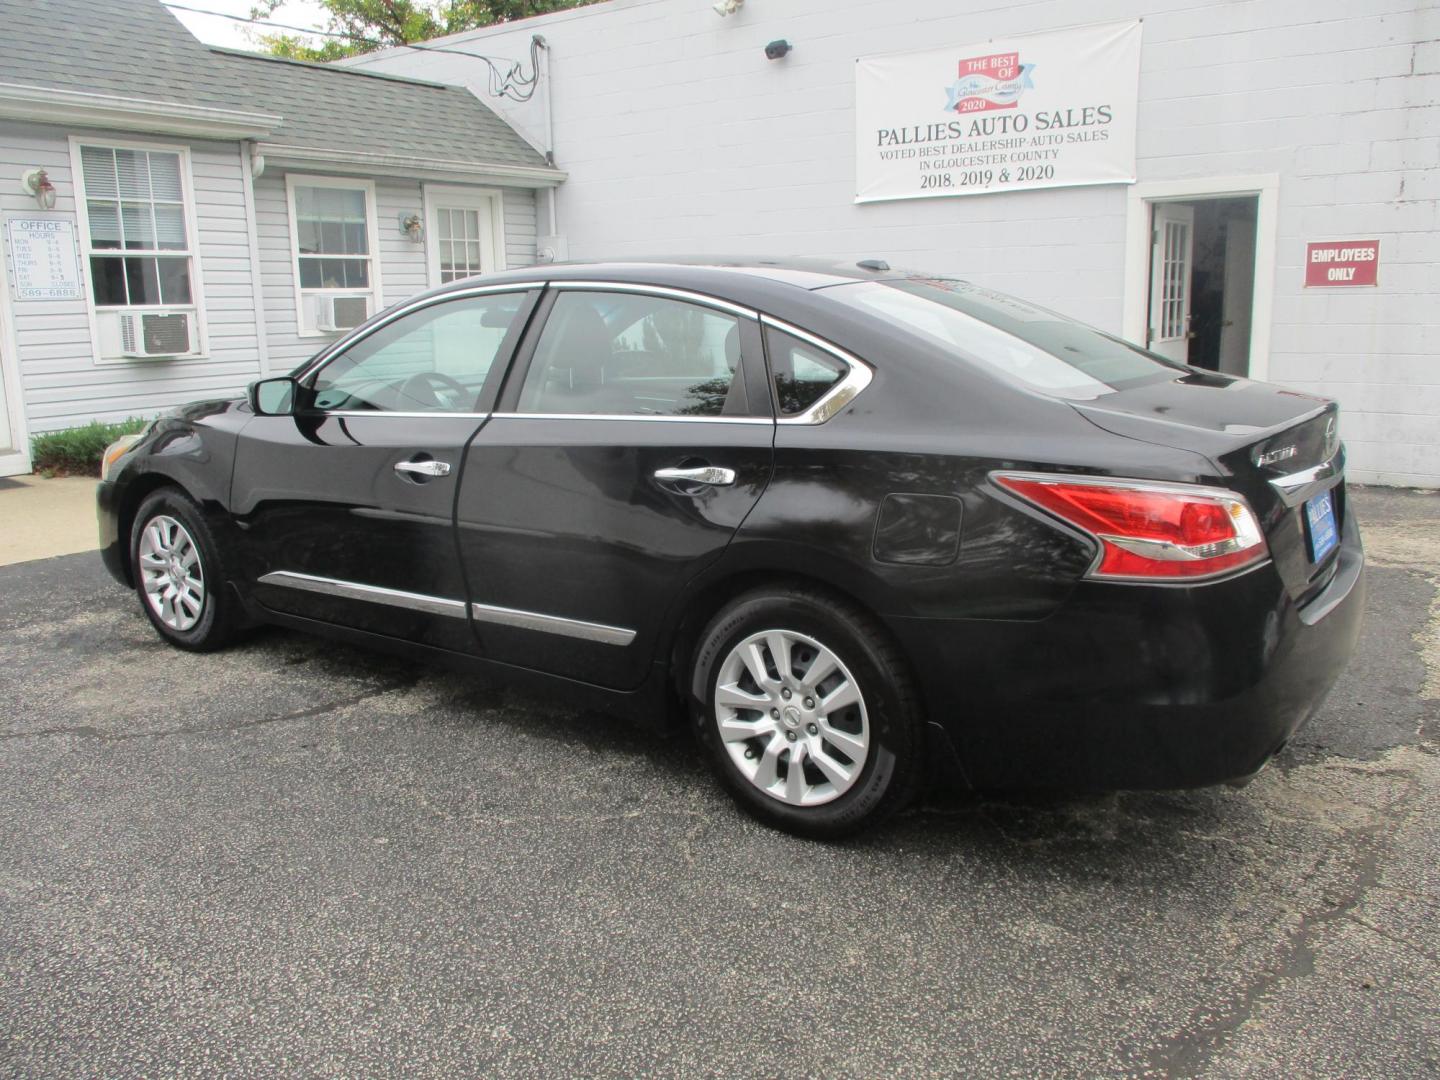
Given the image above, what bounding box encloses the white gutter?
[253,143,567,187]
[0,82,279,140]
[239,142,271,377]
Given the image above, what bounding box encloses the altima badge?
[1257,445,1299,467]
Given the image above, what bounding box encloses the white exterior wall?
[0,121,264,434]
[350,0,1440,487]
[254,172,538,373]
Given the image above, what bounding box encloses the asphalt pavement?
[1,486,1436,1078]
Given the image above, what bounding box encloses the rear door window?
[516,291,755,417]
[764,327,847,416]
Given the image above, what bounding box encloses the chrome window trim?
[293,282,546,384]
[315,410,491,419]
[256,570,636,646]
[761,315,874,426]
[550,280,759,320]
[488,412,771,425]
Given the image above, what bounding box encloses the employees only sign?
[855,21,1142,203]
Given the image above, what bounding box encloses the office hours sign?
[855,21,1142,203]
[7,217,84,301]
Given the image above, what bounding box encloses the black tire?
[129,487,239,652]
[690,584,923,839]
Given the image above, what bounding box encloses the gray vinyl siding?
[255,172,539,374]
[0,120,264,433]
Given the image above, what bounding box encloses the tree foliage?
[252,0,594,61]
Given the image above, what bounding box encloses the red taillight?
[993,473,1268,581]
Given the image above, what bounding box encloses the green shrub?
[31,417,150,478]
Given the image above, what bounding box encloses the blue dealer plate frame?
[1305,489,1339,563]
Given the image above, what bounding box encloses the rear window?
[826,279,1183,400]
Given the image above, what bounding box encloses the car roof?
[438,257,909,298]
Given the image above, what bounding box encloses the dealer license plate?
[1305,489,1339,563]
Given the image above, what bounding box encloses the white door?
[1218,216,1256,376]
[425,187,504,287]
[1147,203,1195,363]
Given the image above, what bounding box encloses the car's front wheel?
[130,488,238,652]
[691,586,923,838]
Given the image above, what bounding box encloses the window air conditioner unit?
[118,309,196,359]
[315,294,370,333]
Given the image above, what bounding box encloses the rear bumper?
[887,509,1366,790]
[96,479,128,586]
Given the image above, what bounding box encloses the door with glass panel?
[425,187,503,286]
[231,287,538,652]
[1147,202,1195,364]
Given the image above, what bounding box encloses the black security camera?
[764,39,792,60]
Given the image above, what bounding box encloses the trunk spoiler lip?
[1068,398,1338,473]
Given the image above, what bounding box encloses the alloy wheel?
[138,514,205,632]
[713,628,870,806]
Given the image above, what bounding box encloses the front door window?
[310,292,526,413]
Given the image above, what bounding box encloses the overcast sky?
[166,0,331,52]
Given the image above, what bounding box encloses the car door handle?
[394,459,452,478]
[653,466,736,486]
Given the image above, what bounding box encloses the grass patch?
[31,417,150,478]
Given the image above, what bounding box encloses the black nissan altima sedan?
[97,259,1364,837]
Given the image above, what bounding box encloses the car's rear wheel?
[130,488,238,652]
[691,585,923,838]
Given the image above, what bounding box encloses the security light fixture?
[712,0,743,17]
[21,168,56,210]
[764,39,792,60]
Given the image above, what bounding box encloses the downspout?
[537,34,559,240]
[241,141,272,376]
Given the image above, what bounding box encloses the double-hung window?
[287,177,380,337]
[75,141,202,360]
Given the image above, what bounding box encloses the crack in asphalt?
[0,679,418,743]
[1139,764,1421,1079]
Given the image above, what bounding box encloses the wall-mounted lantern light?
[764,39,792,60]
[21,168,57,210]
[399,212,424,242]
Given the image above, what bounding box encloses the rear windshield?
[825,278,1184,400]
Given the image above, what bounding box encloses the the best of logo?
[943,52,1036,113]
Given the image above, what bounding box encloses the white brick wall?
[350,0,1440,487]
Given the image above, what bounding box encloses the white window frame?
[285,174,383,339]
[69,135,209,365]
[422,184,507,288]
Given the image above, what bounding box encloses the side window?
[516,291,749,417]
[310,292,524,413]
[765,327,847,416]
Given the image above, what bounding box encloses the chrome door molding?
[469,600,636,646]
[256,570,636,646]
[258,571,468,619]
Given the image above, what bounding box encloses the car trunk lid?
[1071,373,1344,600]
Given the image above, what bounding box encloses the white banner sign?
[7,216,85,301]
[855,21,1142,203]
